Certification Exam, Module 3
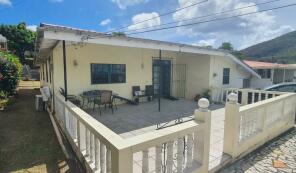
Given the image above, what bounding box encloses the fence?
[54,93,210,173]
[223,92,296,159]
[222,88,286,105]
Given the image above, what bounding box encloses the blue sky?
[0,0,296,50]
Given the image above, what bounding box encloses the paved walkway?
[0,81,74,173]
[218,127,296,173]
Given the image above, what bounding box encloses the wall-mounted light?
[73,59,78,66]
[213,73,217,78]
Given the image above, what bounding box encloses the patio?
[85,98,228,171]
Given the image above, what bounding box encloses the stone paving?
[218,127,296,173]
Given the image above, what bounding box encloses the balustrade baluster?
[106,149,111,173]
[166,141,174,173]
[90,133,94,163]
[258,92,262,101]
[85,129,90,156]
[100,143,106,173]
[251,92,255,103]
[177,137,184,172]
[155,145,162,173]
[77,120,80,150]
[186,134,193,168]
[95,137,100,170]
[142,149,149,173]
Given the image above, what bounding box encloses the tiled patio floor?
[85,99,229,171]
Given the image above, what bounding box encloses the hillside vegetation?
[240,31,296,63]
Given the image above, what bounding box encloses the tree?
[111,32,126,36]
[0,51,22,95]
[0,22,36,64]
[219,42,234,51]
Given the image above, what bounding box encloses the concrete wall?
[46,43,254,102]
[176,53,211,99]
[209,55,251,101]
[250,78,273,89]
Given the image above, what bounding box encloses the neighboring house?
[0,34,7,50]
[35,24,260,103]
[244,60,296,89]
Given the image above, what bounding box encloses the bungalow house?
[35,23,260,104]
[35,24,296,173]
[244,60,296,89]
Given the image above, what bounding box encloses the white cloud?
[111,0,148,9]
[128,12,161,31]
[192,39,216,47]
[100,19,111,26]
[50,0,63,3]
[26,25,37,32]
[0,0,11,6]
[172,0,294,49]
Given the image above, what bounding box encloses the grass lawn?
[0,81,70,173]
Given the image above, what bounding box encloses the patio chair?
[132,86,145,103]
[145,85,154,101]
[93,90,113,116]
[59,87,81,106]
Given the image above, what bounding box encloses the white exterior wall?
[209,55,251,101]
[250,78,273,89]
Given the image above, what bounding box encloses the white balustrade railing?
[222,88,286,105]
[224,92,296,159]
[53,93,210,173]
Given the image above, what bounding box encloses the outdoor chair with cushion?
[145,85,154,101]
[93,90,113,116]
[132,86,145,103]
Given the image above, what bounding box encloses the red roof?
[243,60,279,69]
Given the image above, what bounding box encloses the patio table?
[80,91,118,109]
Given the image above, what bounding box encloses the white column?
[223,93,240,158]
[194,98,211,173]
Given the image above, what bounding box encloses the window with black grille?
[223,68,230,85]
[91,64,126,84]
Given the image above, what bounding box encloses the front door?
[153,60,171,97]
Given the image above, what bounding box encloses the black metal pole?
[158,49,162,112]
[63,40,68,101]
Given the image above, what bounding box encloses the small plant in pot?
[194,89,211,102]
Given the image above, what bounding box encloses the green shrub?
[0,51,22,95]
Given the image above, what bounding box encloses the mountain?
[240,31,296,63]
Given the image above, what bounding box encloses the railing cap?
[198,98,209,111]
[228,92,238,103]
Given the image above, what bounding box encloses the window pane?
[223,68,230,85]
[91,64,109,84]
[111,64,126,83]
[91,64,126,84]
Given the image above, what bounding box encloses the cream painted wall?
[176,53,211,99]
[52,43,180,100]
[209,55,251,101]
